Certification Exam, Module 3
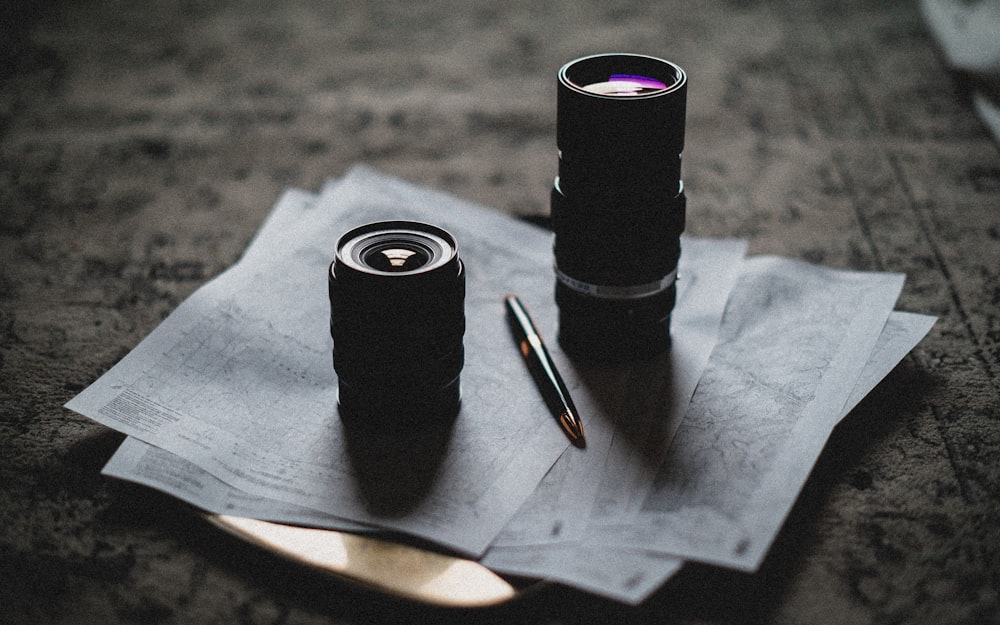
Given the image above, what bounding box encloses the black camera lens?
[552,53,687,361]
[328,221,465,423]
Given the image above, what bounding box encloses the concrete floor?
[2,1,998,623]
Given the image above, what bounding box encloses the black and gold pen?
[504,295,586,448]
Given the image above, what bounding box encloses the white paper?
[592,237,751,522]
[588,256,905,570]
[69,166,576,557]
[490,238,748,547]
[104,434,372,531]
[105,305,934,605]
[482,540,685,603]
[483,309,934,604]
[82,167,936,604]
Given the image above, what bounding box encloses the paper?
[78,166,937,605]
[105,306,935,605]
[490,237,748,547]
[592,237,751,522]
[589,256,906,570]
[482,309,936,604]
[69,166,576,557]
[105,434,373,531]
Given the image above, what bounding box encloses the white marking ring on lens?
[555,266,678,299]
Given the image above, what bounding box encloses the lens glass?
[362,244,430,272]
[581,74,669,96]
[341,228,451,276]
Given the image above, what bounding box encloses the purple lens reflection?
[581,73,670,96]
[610,74,669,89]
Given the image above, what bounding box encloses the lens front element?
[580,74,670,96]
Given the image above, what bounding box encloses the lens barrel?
[552,53,687,361]
[328,221,465,423]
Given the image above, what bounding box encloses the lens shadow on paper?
[574,348,682,472]
[340,410,455,518]
[619,349,682,467]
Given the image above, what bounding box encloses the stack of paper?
[67,166,935,604]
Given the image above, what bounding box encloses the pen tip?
[559,410,586,448]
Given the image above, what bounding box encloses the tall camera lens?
[328,221,465,423]
[552,53,687,361]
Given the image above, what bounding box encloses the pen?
[504,295,586,448]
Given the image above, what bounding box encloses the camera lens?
[552,53,687,361]
[328,221,465,423]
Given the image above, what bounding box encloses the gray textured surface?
[2,1,999,623]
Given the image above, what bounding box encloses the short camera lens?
[329,221,465,423]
